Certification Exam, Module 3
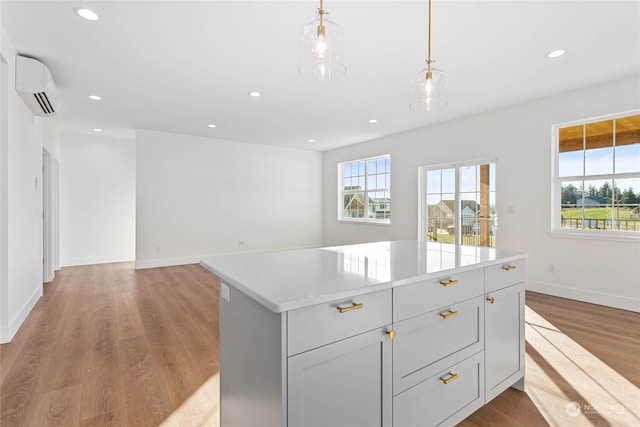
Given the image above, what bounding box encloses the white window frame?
[551,109,640,241]
[418,158,497,245]
[337,154,391,224]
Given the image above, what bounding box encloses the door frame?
[42,148,54,283]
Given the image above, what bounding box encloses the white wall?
[135,130,323,268]
[323,75,640,312]
[1,28,61,342]
[60,132,136,266]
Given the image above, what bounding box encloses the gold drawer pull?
[337,302,363,313]
[439,279,459,286]
[439,309,458,319]
[439,372,459,384]
[387,330,396,340]
[486,296,495,304]
[502,265,517,271]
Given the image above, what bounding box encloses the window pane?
[559,124,583,153]
[368,175,376,190]
[559,150,583,177]
[585,120,614,175]
[368,160,376,175]
[613,177,640,232]
[377,175,386,189]
[368,191,390,220]
[344,163,352,178]
[583,179,613,230]
[442,168,455,193]
[585,147,613,175]
[343,192,365,219]
[460,165,477,193]
[560,181,583,230]
[615,143,640,173]
[615,114,640,173]
[427,170,441,194]
[377,159,385,174]
[488,163,496,192]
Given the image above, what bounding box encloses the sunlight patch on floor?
[161,372,220,427]
[525,305,640,426]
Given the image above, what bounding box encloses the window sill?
[337,219,391,226]
[549,230,640,243]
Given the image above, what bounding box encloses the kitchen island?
[201,240,527,427]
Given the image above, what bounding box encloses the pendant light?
[298,0,346,81]
[410,0,448,111]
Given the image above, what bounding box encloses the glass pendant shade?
[410,66,448,112]
[298,17,346,81]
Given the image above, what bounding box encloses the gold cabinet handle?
[336,302,363,313]
[386,330,396,340]
[502,265,517,271]
[439,372,459,384]
[439,309,458,319]
[486,296,495,304]
[439,279,459,286]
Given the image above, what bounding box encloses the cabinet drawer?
[393,268,484,322]
[287,289,392,356]
[485,259,525,293]
[393,296,484,395]
[393,351,484,427]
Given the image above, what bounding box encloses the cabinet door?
[288,327,392,427]
[485,282,525,402]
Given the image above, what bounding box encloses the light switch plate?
[220,283,230,302]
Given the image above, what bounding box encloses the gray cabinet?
[485,282,525,402]
[217,254,526,426]
[288,327,392,427]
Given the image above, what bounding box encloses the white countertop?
[200,240,527,313]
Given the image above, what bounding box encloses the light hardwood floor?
[1,263,638,426]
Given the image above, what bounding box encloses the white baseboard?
[134,255,203,270]
[135,244,324,270]
[0,285,42,344]
[527,280,640,313]
[61,254,134,267]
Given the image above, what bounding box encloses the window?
[553,112,640,237]
[419,160,496,248]
[339,155,390,223]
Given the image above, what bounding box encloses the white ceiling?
[2,1,639,151]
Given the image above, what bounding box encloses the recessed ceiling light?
[308,139,316,143]
[369,119,378,123]
[74,7,99,21]
[249,91,261,97]
[208,124,217,128]
[93,128,102,132]
[88,95,101,101]
[546,49,566,59]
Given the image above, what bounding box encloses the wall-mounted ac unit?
[15,55,58,117]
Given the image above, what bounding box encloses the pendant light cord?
[427,0,432,63]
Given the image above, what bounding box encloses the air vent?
[34,92,55,115]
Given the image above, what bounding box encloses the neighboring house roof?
[428,200,480,218]
[461,206,476,217]
[577,196,610,206]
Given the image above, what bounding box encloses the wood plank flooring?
[1,263,219,427]
[1,263,638,426]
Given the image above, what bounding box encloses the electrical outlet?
[548,264,555,273]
